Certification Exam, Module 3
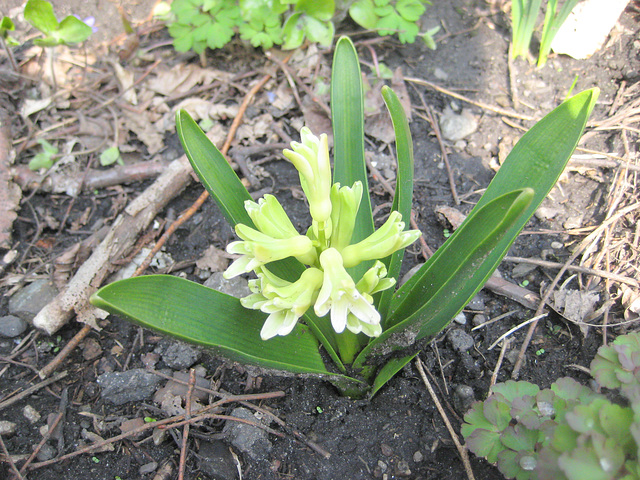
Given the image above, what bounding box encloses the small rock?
[453,312,467,325]
[119,418,146,438]
[139,461,158,475]
[198,440,239,480]
[204,272,252,298]
[377,460,388,473]
[534,206,560,221]
[82,337,103,361]
[433,67,448,80]
[0,315,28,337]
[453,385,476,414]
[447,328,474,353]
[0,420,16,436]
[8,279,59,321]
[551,241,564,250]
[36,443,57,462]
[97,369,162,405]
[224,407,272,461]
[23,405,41,424]
[466,295,485,311]
[160,341,201,369]
[511,262,538,278]
[439,107,478,141]
[472,314,488,327]
[396,459,411,476]
[381,443,393,456]
[413,450,424,462]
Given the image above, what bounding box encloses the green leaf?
[90,275,347,376]
[376,85,414,320]
[369,352,417,397]
[100,147,122,166]
[356,188,534,364]
[384,89,598,340]
[303,16,334,47]
[396,0,426,22]
[331,36,374,281]
[296,0,335,21]
[349,0,378,29]
[24,0,59,35]
[282,12,305,49]
[54,15,93,44]
[465,428,504,463]
[1,16,15,34]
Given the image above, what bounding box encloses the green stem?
[335,330,360,365]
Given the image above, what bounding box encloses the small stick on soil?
[0,434,25,480]
[507,44,520,110]
[415,357,476,480]
[0,371,68,411]
[177,369,196,480]
[502,255,639,288]
[18,389,68,474]
[38,324,92,379]
[405,76,535,122]
[490,338,509,388]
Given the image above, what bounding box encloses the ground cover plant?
[162,0,439,53]
[90,36,597,398]
[462,331,640,480]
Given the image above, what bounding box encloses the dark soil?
[1,1,639,480]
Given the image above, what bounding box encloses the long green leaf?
[91,275,348,376]
[176,109,343,369]
[355,189,534,366]
[389,89,598,325]
[370,352,417,397]
[331,36,374,280]
[376,85,415,321]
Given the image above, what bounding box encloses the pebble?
[447,328,474,353]
[511,263,538,278]
[472,314,488,327]
[8,279,58,321]
[198,440,239,480]
[413,450,424,462]
[97,369,162,405]
[204,272,252,298]
[0,315,28,337]
[453,385,476,414]
[23,404,41,424]
[36,444,57,462]
[396,459,412,476]
[139,461,158,475]
[439,107,478,141]
[0,420,16,436]
[159,341,201,369]
[224,407,272,461]
[433,67,448,80]
[453,312,467,325]
[466,295,485,311]
[381,443,393,456]
[551,241,564,250]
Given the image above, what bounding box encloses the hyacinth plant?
[91,37,598,397]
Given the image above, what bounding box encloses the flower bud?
[329,181,363,251]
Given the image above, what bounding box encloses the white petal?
[260,311,286,340]
[330,293,349,333]
[224,256,252,278]
[277,310,299,336]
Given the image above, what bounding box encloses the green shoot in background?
[91,37,597,398]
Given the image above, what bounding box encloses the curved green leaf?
[91,275,346,376]
[370,352,417,397]
[355,188,534,365]
[24,0,59,35]
[376,85,415,320]
[331,36,374,280]
[389,89,598,326]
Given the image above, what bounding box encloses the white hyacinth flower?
[283,127,333,225]
[315,248,381,336]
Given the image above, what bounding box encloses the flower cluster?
[224,127,421,340]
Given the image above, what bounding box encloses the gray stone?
[198,440,239,480]
[97,369,162,405]
[224,407,272,461]
[439,107,478,141]
[453,312,467,325]
[472,314,488,327]
[0,420,16,436]
[8,280,58,321]
[413,450,424,462]
[447,328,474,353]
[161,342,201,369]
[36,443,57,462]
[466,295,485,311]
[0,315,28,337]
[453,385,476,414]
[204,272,251,298]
